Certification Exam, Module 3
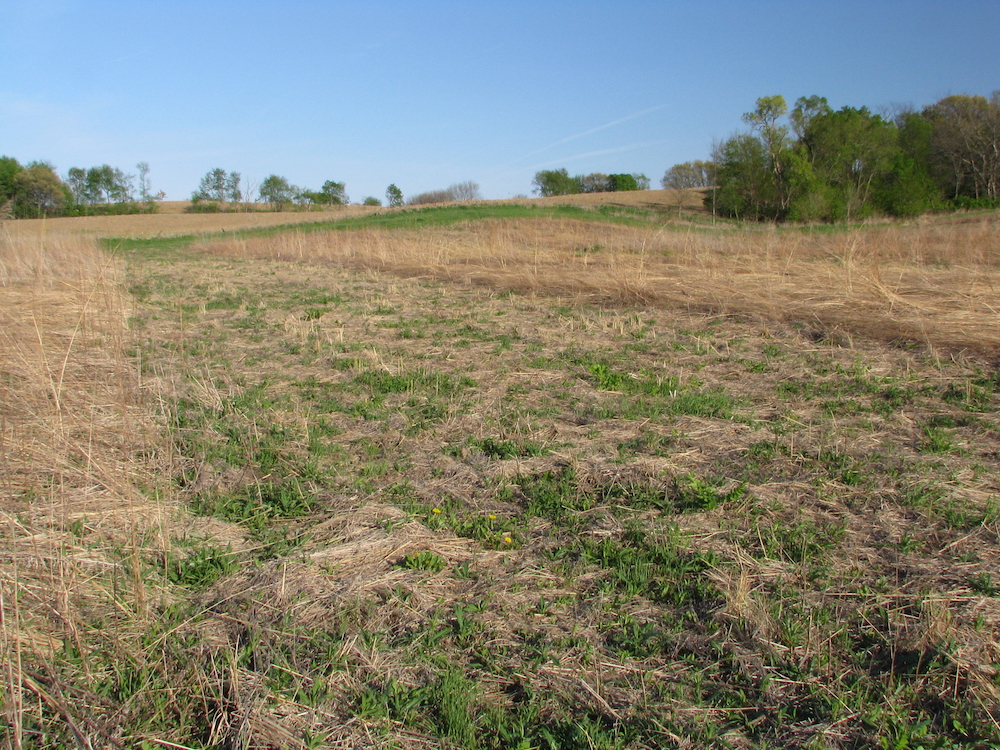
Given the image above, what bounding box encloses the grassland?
[2,193,1000,749]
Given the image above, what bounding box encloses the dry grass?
[1,189,702,241]
[123,237,1000,747]
[4,199,1000,747]
[3,204,381,241]
[0,230,174,747]
[202,212,1000,357]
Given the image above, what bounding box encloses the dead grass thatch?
[0,229,176,744]
[201,213,1000,357]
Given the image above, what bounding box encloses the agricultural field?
[2,193,1000,749]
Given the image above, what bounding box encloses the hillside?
[3,189,708,240]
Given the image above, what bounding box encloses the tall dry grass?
[3,204,381,242]
[203,214,1000,356]
[0,230,172,746]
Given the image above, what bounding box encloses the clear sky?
[2,1,998,203]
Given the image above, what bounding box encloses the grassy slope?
[10,201,1000,748]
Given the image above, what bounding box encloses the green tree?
[13,162,67,218]
[608,173,639,191]
[80,164,133,205]
[875,111,941,216]
[386,183,403,207]
[259,174,294,210]
[226,172,243,204]
[193,168,228,204]
[532,168,580,197]
[66,166,87,205]
[805,106,898,220]
[0,156,23,201]
[741,95,792,212]
[320,180,348,205]
[300,180,348,206]
[790,95,833,140]
[362,196,382,206]
[784,147,832,222]
[709,133,782,220]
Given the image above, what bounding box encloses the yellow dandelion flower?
[503,536,513,544]
[432,507,442,514]
[488,514,497,520]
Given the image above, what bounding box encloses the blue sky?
[2,1,998,202]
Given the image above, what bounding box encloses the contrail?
[529,140,671,171]
[510,104,668,165]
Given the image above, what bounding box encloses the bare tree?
[448,181,481,201]
[662,161,715,215]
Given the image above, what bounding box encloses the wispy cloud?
[509,104,668,166]
[527,140,671,172]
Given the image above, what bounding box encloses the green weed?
[399,550,447,572]
[162,542,238,588]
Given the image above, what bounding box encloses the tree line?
[0,157,161,219]
[0,158,411,218]
[9,90,997,223]
[190,169,413,212]
[531,169,650,197]
[688,91,1000,222]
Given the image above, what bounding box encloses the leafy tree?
[320,180,349,205]
[784,148,832,222]
[298,181,345,206]
[578,173,610,193]
[710,133,782,220]
[790,95,833,140]
[66,167,87,204]
[13,162,67,217]
[633,173,651,190]
[62,164,134,208]
[386,183,403,207]
[804,106,898,220]
[743,95,791,161]
[0,156,23,201]
[875,111,941,216]
[362,196,382,206]
[259,174,294,210]
[78,164,133,204]
[608,173,640,192]
[226,172,243,204]
[193,168,228,204]
[709,90,1000,222]
[532,168,580,197]
[741,95,793,212]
